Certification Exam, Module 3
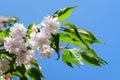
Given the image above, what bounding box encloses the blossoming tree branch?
[0,6,107,80]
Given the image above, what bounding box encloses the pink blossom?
[41,15,60,34]
[40,44,53,58]
[16,50,35,66]
[10,23,27,40]
[28,31,50,50]
[4,37,22,54]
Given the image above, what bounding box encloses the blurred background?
[0,0,120,80]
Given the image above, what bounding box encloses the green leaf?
[0,29,10,39]
[4,58,16,75]
[62,48,107,67]
[27,67,43,80]
[16,64,27,79]
[60,22,104,48]
[8,64,28,80]
[65,22,90,49]
[31,60,40,69]
[50,33,60,60]
[78,29,105,44]
[27,23,35,35]
[0,29,10,46]
[59,32,84,46]
[80,48,107,66]
[54,6,77,21]
[81,52,101,66]
[62,49,82,68]
[83,48,108,65]
[27,60,44,80]
[24,23,35,42]
[0,49,8,60]
[20,76,27,80]
[7,16,18,26]
[59,22,90,49]
[0,39,4,46]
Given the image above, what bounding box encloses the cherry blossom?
[4,15,60,66]
[16,50,35,66]
[28,15,60,58]
[4,37,23,54]
[4,23,35,66]
[40,44,53,58]
[10,23,27,40]
[41,15,60,34]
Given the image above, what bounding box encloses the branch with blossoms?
[0,6,107,80]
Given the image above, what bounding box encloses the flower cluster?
[0,6,106,80]
[3,15,60,67]
[28,15,60,58]
[4,23,35,66]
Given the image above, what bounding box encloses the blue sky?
[0,0,120,80]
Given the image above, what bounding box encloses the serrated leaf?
[59,22,90,49]
[80,48,107,66]
[62,48,107,67]
[60,22,104,48]
[78,29,105,44]
[27,67,43,80]
[62,49,74,68]
[59,32,87,47]
[54,6,77,21]
[83,48,108,65]
[97,57,108,65]
[81,52,101,66]
[62,49,82,68]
